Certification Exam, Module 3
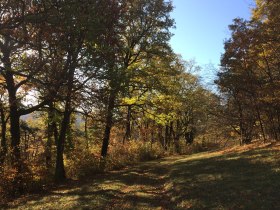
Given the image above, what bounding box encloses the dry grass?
[3,141,280,209]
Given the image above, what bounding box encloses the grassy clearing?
[167,143,280,209]
[4,143,280,210]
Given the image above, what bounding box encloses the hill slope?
[6,143,280,209]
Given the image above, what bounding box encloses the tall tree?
[0,1,52,182]
[99,0,175,159]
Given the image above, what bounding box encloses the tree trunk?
[0,106,7,166]
[84,115,89,149]
[256,106,266,142]
[276,109,280,141]
[174,136,180,153]
[123,105,131,144]
[174,120,181,153]
[46,102,55,170]
[151,123,155,149]
[2,50,23,185]
[6,73,22,171]
[164,125,170,150]
[53,121,59,146]
[157,126,165,149]
[7,82,23,194]
[237,101,244,145]
[54,108,71,182]
[101,90,116,158]
[54,55,76,182]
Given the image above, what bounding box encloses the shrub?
[66,147,102,179]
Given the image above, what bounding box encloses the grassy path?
[6,143,280,209]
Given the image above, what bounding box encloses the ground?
[5,143,280,210]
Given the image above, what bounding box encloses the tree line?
[0,0,220,197]
[216,0,280,144]
[2,0,276,200]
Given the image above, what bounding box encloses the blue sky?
[169,0,255,86]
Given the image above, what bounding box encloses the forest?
[0,0,280,209]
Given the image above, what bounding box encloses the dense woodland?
[0,0,279,203]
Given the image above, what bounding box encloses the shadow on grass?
[169,148,280,209]
[7,160,175,210]
[72,162,174,210]
[6,148,280,210]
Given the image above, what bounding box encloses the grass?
[4,142,280,209]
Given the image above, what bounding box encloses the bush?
[106,141,165,170]
[138,142,165,161]
[66,147,102,179]
[65,140,165,177]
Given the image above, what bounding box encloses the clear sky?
[169,0,255,86]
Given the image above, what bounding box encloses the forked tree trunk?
[54,107,71,182]
[2,48,22,180]
[54,54,76,182]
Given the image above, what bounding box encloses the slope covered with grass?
[5,143,280,210]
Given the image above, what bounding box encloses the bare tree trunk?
[54,52,76,182]
[164,125,170,150]
[101,90,116,158]
[6,72,22,178]
[3,48,23,191]
[0,106,7,166]
[46,102,55,170]
[123,105,131,144]
[84,115,89,149]
[174,120,181,153]
[256,106,266,142]
[158,126,164,149]
[55,105,71,182]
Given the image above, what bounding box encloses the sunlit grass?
[168,143,280,209]
[6,143,280,210]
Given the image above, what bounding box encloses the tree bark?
[101,90,116,158]
[54,40,79,182]
[84,115,89,149]
[54,105,71,182]
[174,120,181,153]
[54,74,74,182]
[123,105,132,144]
[256,106,266,142]
[0,106,7,166]
[46,102,55,170]
[164,125,170,150]
[6,70,22,171]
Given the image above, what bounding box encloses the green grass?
[5,143,280,210]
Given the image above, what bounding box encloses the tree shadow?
[71,161,174,209]
[5,148,280,209]
[6,160,175,209]
[168,148,280,209]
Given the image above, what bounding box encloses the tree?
[216,0,280,143]
[98,0,175,159]
[0,1,53,185]
[37,0,121,182]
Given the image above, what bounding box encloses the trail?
[7,156,179,210]
[6,144,280,210]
